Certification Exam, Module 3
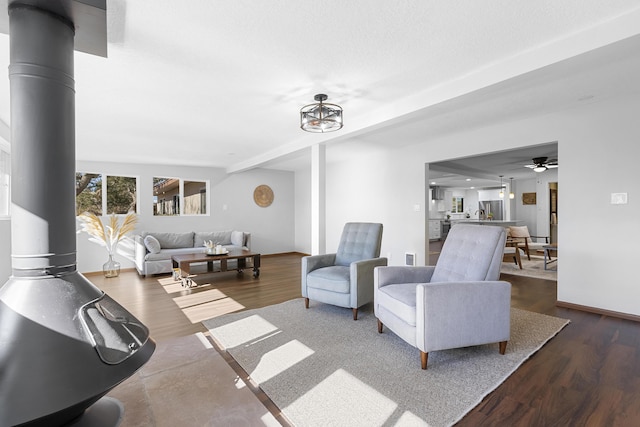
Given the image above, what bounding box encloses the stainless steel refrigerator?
[478,200,504,220]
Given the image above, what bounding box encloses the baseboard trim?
[262,251,307,258]
[82,267,137,277]
[80,254,305,276]
[556,300,640,323]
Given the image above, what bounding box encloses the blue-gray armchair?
[302,222,387,320]
[374,223,511,369]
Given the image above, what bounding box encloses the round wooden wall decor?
[253,184,274,207]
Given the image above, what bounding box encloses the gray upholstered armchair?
[302,222,387,320]
[374,224,511,369]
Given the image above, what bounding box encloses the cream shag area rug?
[204,299,569,427]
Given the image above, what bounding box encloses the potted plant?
[487,212,494,220]
[78,211,138,277]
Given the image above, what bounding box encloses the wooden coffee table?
[172,249,261,287]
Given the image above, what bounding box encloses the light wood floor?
[91,254,302,342]
[91,253,640,426]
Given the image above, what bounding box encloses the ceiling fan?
[525,156,558,172]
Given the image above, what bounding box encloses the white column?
[311,144,326,255]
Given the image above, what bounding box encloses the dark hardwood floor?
[91,253,640,426]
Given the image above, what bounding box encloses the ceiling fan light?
[533,165,547,172]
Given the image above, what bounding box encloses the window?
[184,180,207,215]
[153,177,179,216]
[153,177,208,216]
[451,196,464,213]
[76,173,138,216]
[107,175,137,214]
[0,144,9,217]
[76,173,102,215]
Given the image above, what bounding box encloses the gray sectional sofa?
[134,230,251,276]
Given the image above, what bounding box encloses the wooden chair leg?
[515,250,522,269]
[499,341,507,355]
[421,351,429,370]
[377,319,383,333]
[352,308,358,320]
[304,298,309,309]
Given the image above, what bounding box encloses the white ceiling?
[428,142,558,189]
[0,1,639,174]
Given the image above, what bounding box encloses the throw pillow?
[144,235,161,254]
[231,231,245,247]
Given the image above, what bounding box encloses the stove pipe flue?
[0,3,155,426]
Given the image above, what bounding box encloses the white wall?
[535,168,558,240]
[513,178,538,234]
[294,167,311,254]
[320,144,427,266]
[4,93,639,317]
[0,220,10,283]
[306,92,640,316]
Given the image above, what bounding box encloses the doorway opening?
[426,142,558,266]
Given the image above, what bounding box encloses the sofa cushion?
[194,231,232,248]
[377,283,417,326]
[145,247,205,261]
[231,230,245,247]
[143,235,161,254]
[307,266,350,293]
[146,232,194,249]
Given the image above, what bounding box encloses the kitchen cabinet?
[428,219,441,240]
[430,186,444,200]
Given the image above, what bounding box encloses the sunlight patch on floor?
[157,276,213,294]
[285,369,397,425]
[249,340,314,383]
[395,411,428,426]
[172,288,228,308]
[209,314,279,348]
[181,297,245,323]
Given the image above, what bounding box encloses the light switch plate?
[611,193,628,204]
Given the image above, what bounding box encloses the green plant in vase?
[78,211,138,277]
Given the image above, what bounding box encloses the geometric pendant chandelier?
[300,93,343,133]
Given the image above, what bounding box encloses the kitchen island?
[454,220,522,226]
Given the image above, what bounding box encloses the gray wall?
[0,161,294,279]
[75,161,294,273]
